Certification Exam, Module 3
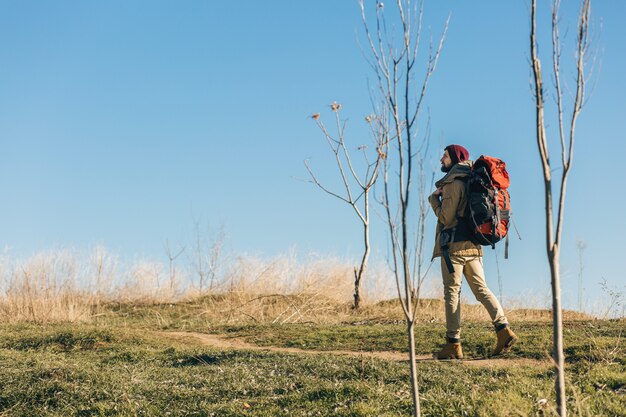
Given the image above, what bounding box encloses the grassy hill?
[0,297,624,416]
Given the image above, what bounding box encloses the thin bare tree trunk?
[549,251,567,414]
[353,193,371,309]
[407,319,421,417]
[531,3,567,412]
[360,1,448,415]
[530,1,592,415]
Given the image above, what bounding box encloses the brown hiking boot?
[492,326,518,356]
[434,338,463,360]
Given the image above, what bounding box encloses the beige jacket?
[429,161,483,259]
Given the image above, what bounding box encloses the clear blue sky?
[1,1,624,313]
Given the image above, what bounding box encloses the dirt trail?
[159,331,548,368]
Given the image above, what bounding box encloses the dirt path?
[159,331,548,368]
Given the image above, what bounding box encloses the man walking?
[429,144,518,359]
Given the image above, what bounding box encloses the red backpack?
[465,155,511,248]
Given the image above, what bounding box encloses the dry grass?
[0,250,94,323]
[0,248,178,323]
[0,248,596,325]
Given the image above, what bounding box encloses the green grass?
[1,315,624,416]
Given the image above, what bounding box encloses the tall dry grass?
[0,248,182,323]
[0,250,92,323]
[0,247,595,324]
[0,248,399,323]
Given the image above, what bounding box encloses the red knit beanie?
[445,144,469,165]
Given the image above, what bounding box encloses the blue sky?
[0,1,624,313]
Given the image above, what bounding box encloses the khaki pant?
[441,254,508,340]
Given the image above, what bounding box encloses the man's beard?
[440,165,452,173]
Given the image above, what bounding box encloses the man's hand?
[432,187,444,196]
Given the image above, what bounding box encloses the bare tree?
[530,0,593,415]
[305,103,384,309]
[360,1,448,415]
[164,239,185,293]
[90,246,117,314]
[189,220,225,292]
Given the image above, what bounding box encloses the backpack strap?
[442,247,455,274]
[439,223,456,274]
[504,233,509,259]
[439,224,474,273]
[491,188,502,249]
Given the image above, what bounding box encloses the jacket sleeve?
[429,180,464,229]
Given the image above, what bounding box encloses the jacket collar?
[435,160,473,188]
